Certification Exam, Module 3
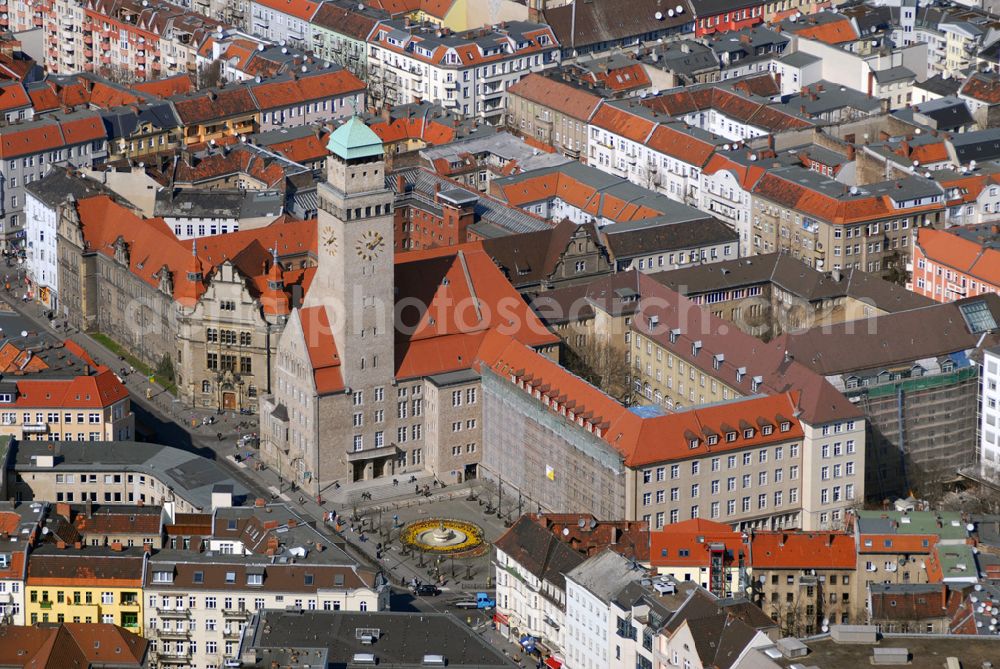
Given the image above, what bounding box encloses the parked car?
[413,584,441,597]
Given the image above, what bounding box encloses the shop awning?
[544,658,562,669]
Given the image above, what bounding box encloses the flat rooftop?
[768,635,1000,669]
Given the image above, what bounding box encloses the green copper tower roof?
[326,116,384,160]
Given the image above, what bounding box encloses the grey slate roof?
[12,440,251,512]
[242,609,516,668]
[154,188,284,219]
[24,165,116,208]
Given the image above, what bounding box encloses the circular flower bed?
[401,518,485,554]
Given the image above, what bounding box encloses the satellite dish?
[790,15,797,22]
[301,65,308,72]
[970,159,978,169]
[749,153,757,161]
[676,4,684,13]
[562,528,570,536]
[849,186,858,195]
[281,47,288,54]
[976,584,984,591]
[912,160,919,167]
[915,128,922,134]
[655,11,664,20]
[258,43,265,52]
[821,625,829,633]
[210,139,217,146]
[668,9,675,17]
[968,523,976,532]
[20,330,27,337]
[358,2,364,8]
[279,40,286,47]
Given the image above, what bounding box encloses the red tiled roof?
[791,18,858,44]
[584,63,651,92]
[299,305,344,394]
[650,519,745,568]
[249,69,364,111]
[395,243,559,379]
[254,0,322,21]
[750,531,856,569]
[132,74,195,99]
[589,104,656,143]
[915,227,1000,288]
[262,131,331,164]
[14,369,129,409]
[960,72,1000,105]
[369,117,456,146]
[507,73,603,122]
[0,81,30,112]
[857,534,937,554]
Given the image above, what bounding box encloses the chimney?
[434,182,441,202]
[144,544,152,554]
[396,174,406,193]
[56,502,71,519]
[255,498,266,508]
[111,541,123,552]
[381,103,392,122]
[780,533,788,546]
[57,540,67,550]
[73,541,82,550]
[86,499,93,519]
[846,144,856,161]
[825,534,833,547]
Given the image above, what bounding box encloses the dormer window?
[713,354,724,370]
[225,572,236,584]
[780,421,791,432]
[726,431,737,442]
[247,573,263,586]
[743,428,754,439]
[692,341,702,356]
[762,425,773,436]
[751,375,762,392]
[736,367,746,383]
[689,438,699,449]
[669,328,680,344]
[707,435,718,445]
[152,570,173,584]
[0,393,12,403]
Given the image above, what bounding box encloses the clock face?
[322,224,337,255]
[356,229,386,261]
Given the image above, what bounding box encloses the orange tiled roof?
[915,227,1000,287]
[590,103,656,143]
[650,519,744,568]
[960,72,1000,105]
[480,332,805,467]
[0,81,30,112]
[858,534,937,554]
[262,131,331,164]
[507,73,602,122]
[132,74,195,99]
[254,0,322,21]
[299,305,344,394]
[249,69,365,111]
[369,117,456,146]
[74,195,316,308]
[395,242,559,379]
[14,369,129,409]
[750,531,856,569]
[791,18,858,44]
[584,62,651,92]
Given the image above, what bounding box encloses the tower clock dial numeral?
[356,229,385,261]
[322,224,338,255]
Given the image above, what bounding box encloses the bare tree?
[562,336,634,405]
[197,59,223,89]
[100,64,138,86]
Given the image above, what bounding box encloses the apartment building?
[505,73,602,161]
[748,531,860,635]
[6,440,251,514]
[0,336,132,442]
[310,0,384,82]
[912,226,1000,303]
[143,504,383,668]
[751,168,945,277]
[249,0,321,50]
[652,252,934,341]
[0,502,44,625]
[854,511,970,590]
[493,515,585,658]
[0,111,107,249]
[981,346,1000,482]
[648,519,747,598]
[367,19,559,125]
[24,545,144,633]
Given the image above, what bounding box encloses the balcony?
[155,607,191,618]
[222,608,250,620]
[156,628,191,640]
[223,627,243,640]
[155,652,192,665]
[38,600,53,610]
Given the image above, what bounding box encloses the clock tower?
[307,117,395,390]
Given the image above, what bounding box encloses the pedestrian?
[392,478,398,487]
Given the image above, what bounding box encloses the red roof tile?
[750,531,856,569]
[299,305,344,394]
[254,0,322,21]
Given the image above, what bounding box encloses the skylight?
[959,299,997,334]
